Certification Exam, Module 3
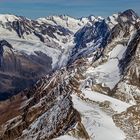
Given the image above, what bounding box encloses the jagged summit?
[121,9,139,18]
[37,14,99,32]
[0,14,31,23]
[0,14,19,22]
[0,9,138,23]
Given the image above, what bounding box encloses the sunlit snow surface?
[82,89,131,113]
[86,44,127,89]
[71,92,128,140]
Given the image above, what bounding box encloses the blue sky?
[0,0,140,19]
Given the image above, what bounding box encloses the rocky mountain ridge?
[0,9,140,140]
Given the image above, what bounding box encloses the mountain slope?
[0,9,140,140]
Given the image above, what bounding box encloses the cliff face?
[0,45,53,100]
[0,71,78,140]
[111,29,140,104]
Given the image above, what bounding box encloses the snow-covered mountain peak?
[106,14,119,28]
[120,9,139,19]
[0,14,20,23]
[106,9,139,29]
[37,15,84,32]
[37,15,103,33]
[80,15,103,25]
[118,9,139,23]
[80,15,95,22]
[88,15,95,20]
[37,15,78,25]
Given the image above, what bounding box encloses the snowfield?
[71,92,127,140]
[86,44,127,89]
[82,89,132,113]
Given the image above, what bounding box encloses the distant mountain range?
[0,9,140,140]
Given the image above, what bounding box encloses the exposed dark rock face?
[75,20,110,49]
[113,105,140,140]
[7,17,72,42]
[119,29,140,74]
[69,20,110,63]
[0,70,80,140]
[0,40,13,67]
[119,9,139,22]
[0,40,53,100]
[111,29,140,104]
[108,22,131,43]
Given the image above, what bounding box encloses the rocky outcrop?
[0,15,72,43]
[113,105,140,140]
[0,70,81,140]
[0,40,13,67]
[111,29,140,104]
[69,20,110,63]
[0,41,53,100]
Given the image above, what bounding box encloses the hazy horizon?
[0,0,139,19]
